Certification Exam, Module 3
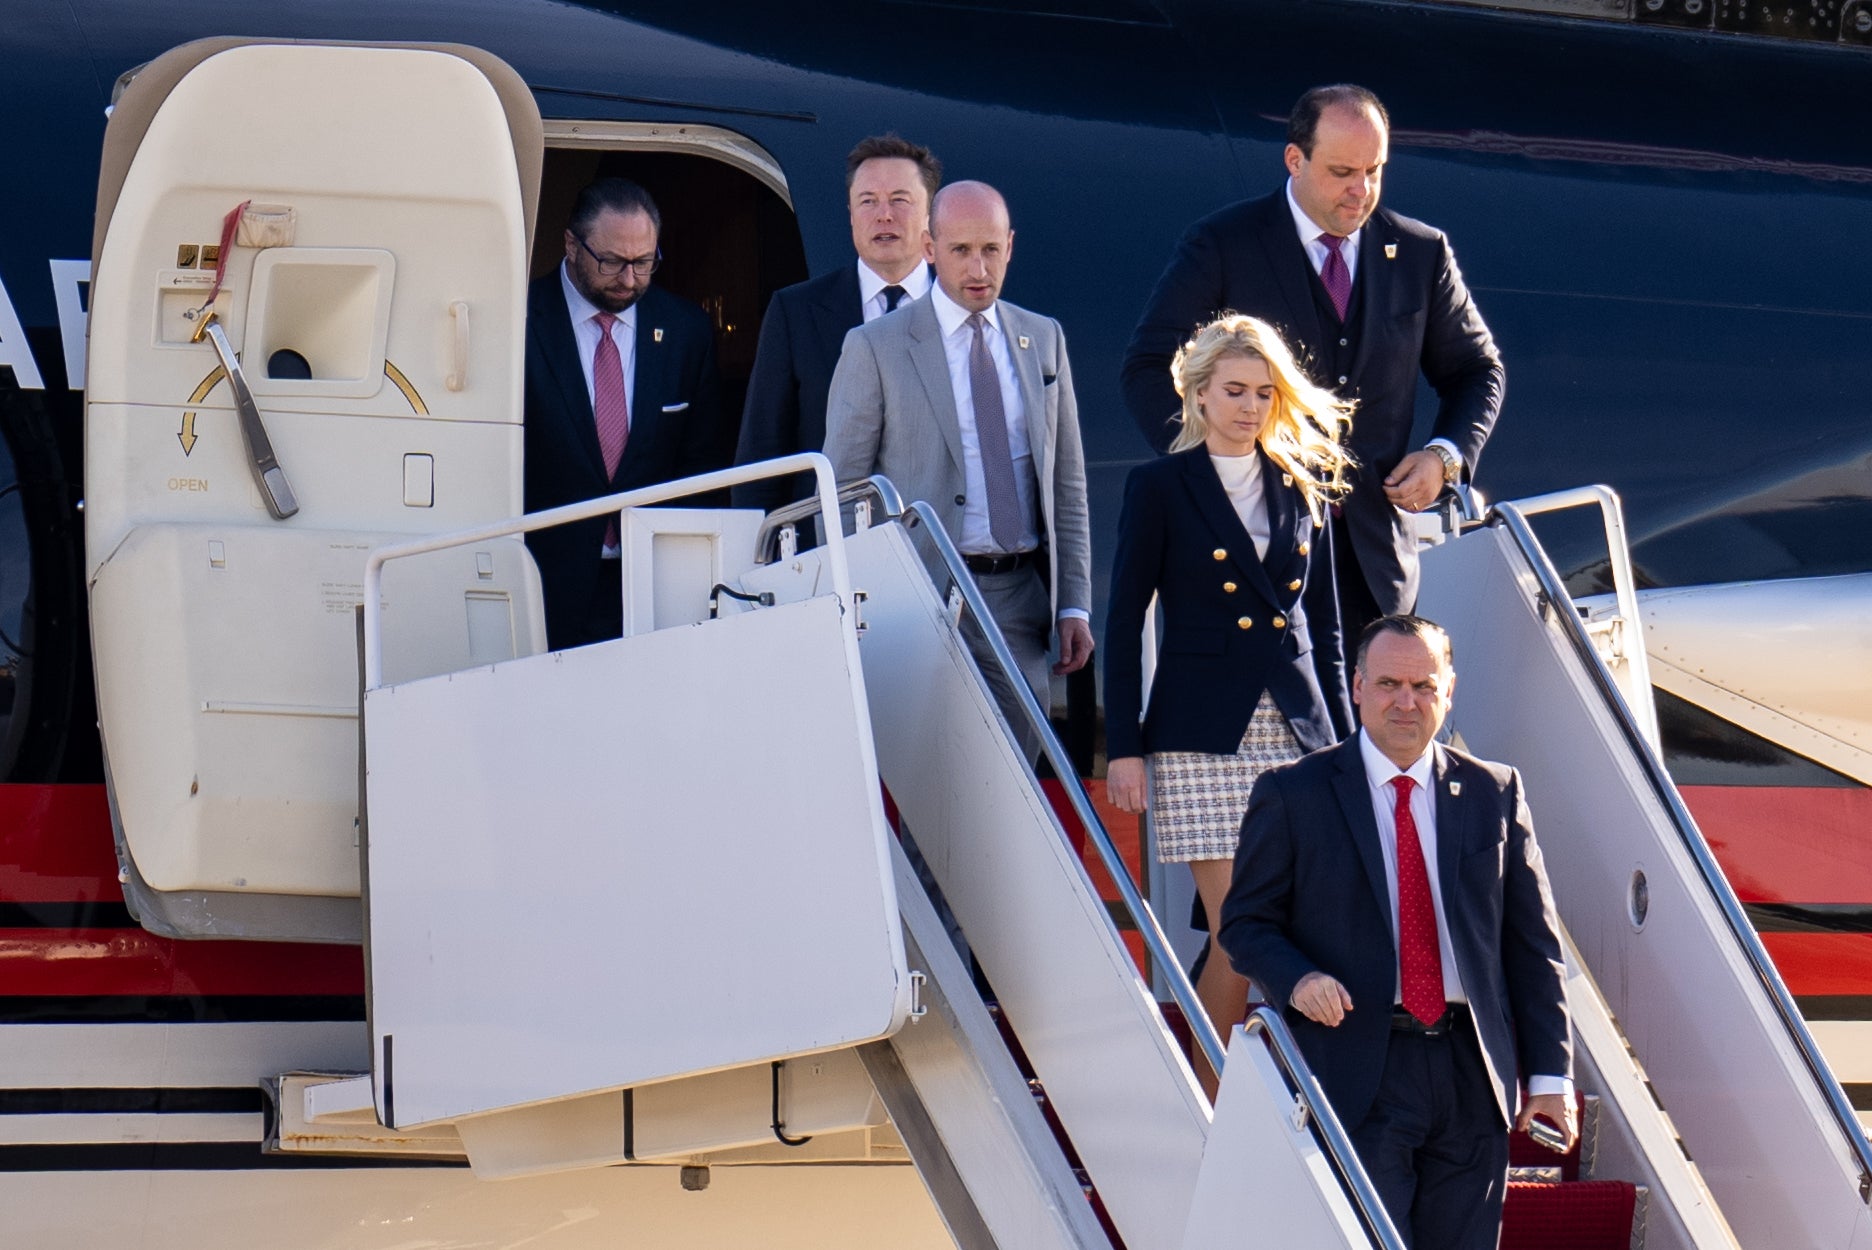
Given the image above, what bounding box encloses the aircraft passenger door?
[84,39,544,942]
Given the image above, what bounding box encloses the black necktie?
[882,284,907,313]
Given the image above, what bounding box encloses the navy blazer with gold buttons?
[1103,446,1352,761]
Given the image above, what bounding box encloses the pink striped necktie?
[1319,233,1352,323]
[1390,775,1447,1027]
[592,312,629,547]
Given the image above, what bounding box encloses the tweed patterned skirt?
[1148,692,1302,863]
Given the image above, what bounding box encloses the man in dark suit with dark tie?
[1122,86,1505,654]
[1220,614,1574,1250]
[524,177,724,650]
[732,135,941,513]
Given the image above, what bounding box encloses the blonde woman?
[1104,314,1356,1071]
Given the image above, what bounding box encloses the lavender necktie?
[1319,233,1352,323]
[966,312,1024,552]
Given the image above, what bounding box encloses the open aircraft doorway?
[532,124,809,465]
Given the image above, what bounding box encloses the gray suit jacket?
[823,295,1092,630]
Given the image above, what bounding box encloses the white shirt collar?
[857,259,932,309]
[930,282,1000,339]
[560,261,637,334]
[1285,177,1361,258]
[1358,727,1434,793]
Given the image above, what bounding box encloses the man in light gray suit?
[825,181,1093,744]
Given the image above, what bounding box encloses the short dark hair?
[845,134,942,200]
[568,177,662,237]
[1288,84,1390,157]
[1355,614,1453,674]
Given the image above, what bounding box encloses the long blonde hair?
[1168,314,1355,518]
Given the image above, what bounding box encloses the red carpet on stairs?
[1501,1180,1637,1250]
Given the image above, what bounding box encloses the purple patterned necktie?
[1319,233,1352,323]
[592,312,629,546]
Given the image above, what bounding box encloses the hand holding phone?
[1526,1114,1569,1154]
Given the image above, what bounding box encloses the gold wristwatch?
[1429,443,1462,485]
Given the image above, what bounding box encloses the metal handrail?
[892,498,1400,1245]
[1491,499,1872,1202]
[893,499,1226,1076]
[754,475,906,565]
[360,453,854,690]
[1494,486,1658,748]
[1244,1006,1408,1250]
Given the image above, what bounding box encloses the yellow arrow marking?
[180,365,228,456]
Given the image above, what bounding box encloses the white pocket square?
[661,402,690,413]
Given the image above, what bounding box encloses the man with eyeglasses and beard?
[524,177,725,650]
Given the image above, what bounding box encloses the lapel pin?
[1384,243,1398,260]
[653,328,664,343]
[1282,473,1294,487]
[1449,781,1462,796]
[1017,335,1031,350]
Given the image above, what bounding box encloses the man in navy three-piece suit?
[1123,85,1505,655]
[523,177,725,651]
[1221,615,1574,1250]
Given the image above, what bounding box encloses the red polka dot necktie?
[1319,233,1352,323]
[1391,775,1446,1026]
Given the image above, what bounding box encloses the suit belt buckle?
[963,550,1035,576]
[1392,1003,1464,1036]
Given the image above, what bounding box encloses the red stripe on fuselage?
[1758,934,1872,998]
[0,785,121,902]
[0,784,363,996]
[1680,784,1872,904]
[0,928,363,996]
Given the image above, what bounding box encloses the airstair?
[78,37,1872,1250]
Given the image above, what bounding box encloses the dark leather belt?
[1390,1002,1468,1037]
[962,549,1039,575]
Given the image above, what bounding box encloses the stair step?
[1501,1180,1642,1250]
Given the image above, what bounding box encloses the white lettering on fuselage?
[50,259,90,391]
[0,267,45,389]
[0,259,90,391]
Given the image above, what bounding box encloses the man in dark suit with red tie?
[732,135,941,514]
[1220,615,1574,1250]
[523,178,724,650]
[1122,86,1505,655]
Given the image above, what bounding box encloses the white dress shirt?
[1285,181,1461,472]
[1210,451,1270,561]
[1287,178,1362,289]
[1357,728,1570,1098]
[929,284,1041,556]
[857,259,933,323]
[560,262,637,417]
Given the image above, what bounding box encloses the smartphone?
[1526,1114,1569,1154]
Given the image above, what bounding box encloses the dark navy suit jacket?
[732,263,936,514]
[1103,447,1350,762]
[1121,192,1505,616]
[731,264,861,514]
[1219,736,1571,1130]
[522,272,724,648]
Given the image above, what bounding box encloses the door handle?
[192,311,299,520]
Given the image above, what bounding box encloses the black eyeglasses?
[575,234,661,277]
